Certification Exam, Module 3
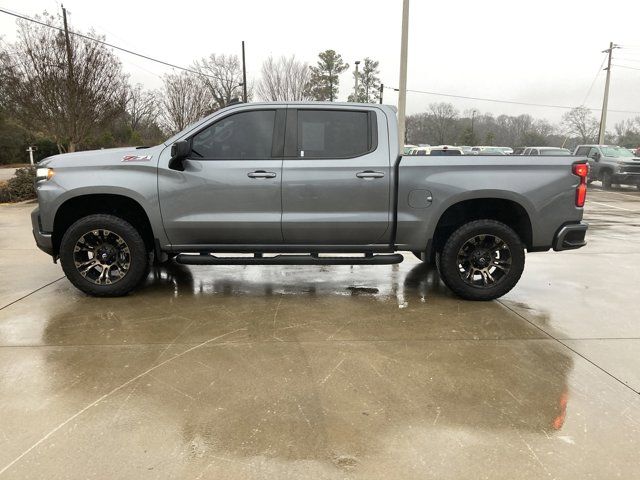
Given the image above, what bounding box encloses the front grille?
[620,165,640,174]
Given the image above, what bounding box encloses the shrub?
[0,166,36,202]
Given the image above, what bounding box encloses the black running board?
[175,253,404,266]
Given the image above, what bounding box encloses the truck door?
[587,147,602,178]
[158,108,285,247]
[281,107,391,245]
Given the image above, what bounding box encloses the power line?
[615,57,640,64]
[385,85,640,114]
[612,64,640,71]
[580,54,607,106]
[0,7,221,81]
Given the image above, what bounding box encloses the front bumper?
[553,222,588,251]
[31,207,54,256]
[613,172,640,184]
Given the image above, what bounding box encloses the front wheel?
[59,214,149,297]
[601,170,613,190]
[438,220,525,301]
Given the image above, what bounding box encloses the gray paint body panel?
[36,145,168,245]
[281,106,392,245]
[395,155,584,250]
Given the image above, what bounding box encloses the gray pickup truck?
[574,144,640,190]
[32,102,588,300]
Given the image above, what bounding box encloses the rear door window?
[296,110,375,158]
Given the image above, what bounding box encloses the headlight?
[36,167,54,182]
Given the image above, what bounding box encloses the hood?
[39,145,165,168]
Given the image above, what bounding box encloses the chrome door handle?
[356,170,385,179]
[247,170,277,179]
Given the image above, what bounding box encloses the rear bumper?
[31,207,54,256]
[553,222,588,251]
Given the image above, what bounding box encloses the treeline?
[0,12,383,164]
[407,104,640,149]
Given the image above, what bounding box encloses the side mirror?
[168,140,190,171]
[592,152,601,162]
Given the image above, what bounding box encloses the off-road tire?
[60,214,149,297]
[438,219,525,301]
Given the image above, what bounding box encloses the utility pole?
[61,5,76,151]
[26,146,37,165]
[471,109,477,139]
[397,0,410,149]
[61,6,74,80]
[598,42,619,144]
[353,60,360,101]
[241,41,247,103]
[379,83,384,104]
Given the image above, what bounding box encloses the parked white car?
[523,147,571,156]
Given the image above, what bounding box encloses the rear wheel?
[601,170,613,190]
[438,220,525,301]
[59,214,149,297]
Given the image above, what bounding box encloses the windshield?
[601,146,634,158]
[164,117,211,145]
[540,148,571,155]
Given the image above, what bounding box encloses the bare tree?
[561,106,599,144]
[194,54,245,109]
[160,71,213,134]
[257,56,312,101]
[0,12,128,152]
[126,84,158,132]
[614,117,640,147]
[428,102,459,144]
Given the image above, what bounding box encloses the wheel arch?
[430,197,533,256]
[52,193,156,256]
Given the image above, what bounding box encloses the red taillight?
[572,163,588,207]
[573,163,588,179]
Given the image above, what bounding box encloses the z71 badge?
[121,154,152,162]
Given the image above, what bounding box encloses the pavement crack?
[497,299,640,396]
[318,357,345,385]
[0,277,64,311]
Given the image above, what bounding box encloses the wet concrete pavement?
[0,189,639,479]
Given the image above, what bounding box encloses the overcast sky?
[1,0,639,127]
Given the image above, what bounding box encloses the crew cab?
[574,144,640,190]
[32,102,589,300]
